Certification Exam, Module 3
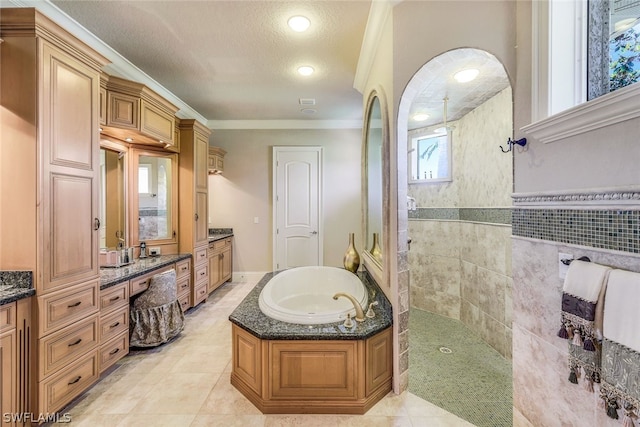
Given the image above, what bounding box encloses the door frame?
[272,146,323,270]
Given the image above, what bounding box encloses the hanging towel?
[600,269,640,425]
[557,260,611,389]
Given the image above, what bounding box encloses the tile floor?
[54,280,475,426]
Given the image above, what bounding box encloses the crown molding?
[353,0,396,94]
[6,0,209,126]
[207,120,363,130]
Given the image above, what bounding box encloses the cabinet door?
[40,41,100,292]
[0,331,16,424]
[208,252,221,293]
[195,191,208,246]
[195,133,209,192]
[221,244,232,282]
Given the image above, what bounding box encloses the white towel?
[563,260,611,302]
[603,269,640,353]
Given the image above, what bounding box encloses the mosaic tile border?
[512,208,640,254]
[408,208,511,225]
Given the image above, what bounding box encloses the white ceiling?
[43,1,510,130]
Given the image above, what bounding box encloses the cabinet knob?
[94,217,101,231]
[195,213,199,221]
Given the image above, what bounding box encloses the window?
[409,129,451,183]
[138,164,151,194]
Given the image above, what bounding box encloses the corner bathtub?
[258,266,368,325]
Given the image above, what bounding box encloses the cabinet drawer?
[176,275,190,297]
[195,247,208,266]
[40,314,99,379]
[175,259,191,279]
[210,238,230,251]
[193,282,208,306]
[99,333,128,373]
[38,350,99,414]
[39,281,99,336]
[129,265,173,297]
[99,307,128,344]
[178,292,191,312]
[194,264,208,284]
[0,302,16,333]
[100,282,129,314]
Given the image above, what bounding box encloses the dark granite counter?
[229,270,392,340]
[208,227,233,243]
[100,253,191,290]
[0,271,35,305]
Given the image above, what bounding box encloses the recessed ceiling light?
[288,15,310,32]
[300,108,317,114]
[297,66,314,76]
[454,68,479,83]
[412,113,429,121]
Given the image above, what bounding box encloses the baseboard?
[231,271,268,283]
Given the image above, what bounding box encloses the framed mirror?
[362,90,389,287]
[130,148,178,248]
[99,143,127,250]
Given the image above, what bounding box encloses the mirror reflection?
[137,155,173,241]
[99,148,126,250]
[366,96,383,265]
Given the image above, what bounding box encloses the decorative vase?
[370,232,383,263]
[343,233,360,273]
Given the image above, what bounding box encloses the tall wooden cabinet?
[0,8,109,415]
[178,119,212,307]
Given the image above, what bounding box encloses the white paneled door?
[273,147,323,270]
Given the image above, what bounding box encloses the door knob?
[310,231,318,235]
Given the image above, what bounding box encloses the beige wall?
[208,128,362,276]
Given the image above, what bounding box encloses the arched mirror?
[362,91,388,287]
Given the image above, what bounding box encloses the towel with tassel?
[557,260,611,390]
[600,269,640,425]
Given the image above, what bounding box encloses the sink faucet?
[333,292,365,322]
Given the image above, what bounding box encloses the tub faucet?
[333,292,365,322]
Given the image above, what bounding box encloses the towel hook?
[500,137,527,153]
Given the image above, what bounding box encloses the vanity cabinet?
[175,258,192,311]
[98,282,129,373]
[0,8,109,415]
[208,238,233,293]
[178,120,212,307]
[208,146,226,174]
[102,76,179,151]
[0,299,32,427]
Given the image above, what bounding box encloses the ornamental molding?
[513,189,640,206]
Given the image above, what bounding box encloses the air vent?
[299,98,316,106]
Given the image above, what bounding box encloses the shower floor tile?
[409,308,512,427]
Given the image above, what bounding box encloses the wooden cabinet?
[208,146,226,174]
[208,238,233,293]
[102,76,179,151]
[0,8,108,415]
[178,120,212,307]
[175,258,192,311]
[98,281,129,373]
[0,299,33,427]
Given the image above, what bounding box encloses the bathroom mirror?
[362,90,388,287]
[130,149,178,247]
[99,146,127,250]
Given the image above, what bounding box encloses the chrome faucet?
[333,292,365,322]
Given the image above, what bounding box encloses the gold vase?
[370,232,383,263]
[343,233,360,273]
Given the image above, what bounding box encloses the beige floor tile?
[190,414,266,427]
[117,413,196,426]
[131,372,219,414]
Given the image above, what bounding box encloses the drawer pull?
[68,338,82,347]
[109,348,120,356]
[109,322,120,329]
[181,266,188,271]
[68,376,82,385]
[109,296,120,302]
[200,271,206,276]
[67,301,82,308]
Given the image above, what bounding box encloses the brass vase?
[343,233,360,273]
[370,232,383,263]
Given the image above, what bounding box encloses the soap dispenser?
[139,241,147,259]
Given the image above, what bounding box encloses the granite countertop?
[208,227,233,243]
[100,253,192,290]
[0,271,35,305]
[229,271,392,340]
